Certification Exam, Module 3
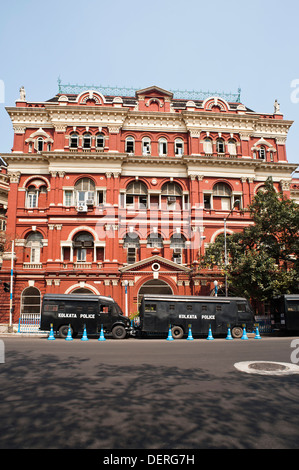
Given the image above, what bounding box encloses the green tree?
[200,178,299,301]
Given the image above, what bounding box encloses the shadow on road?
[0,348,298,449]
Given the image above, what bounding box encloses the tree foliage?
[200,178,299,301]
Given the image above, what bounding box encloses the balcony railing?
[23,262,43,269]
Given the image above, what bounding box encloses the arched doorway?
[138,279,172,305]
[71,288,95,294]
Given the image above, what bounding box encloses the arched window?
[158,137,168,156]
[96,133,105,149]
[83,133,92,149]
[123,233,140,264]
[126,181,148,209]
[26,185,38,208]
[25,180,48,208]
[147,233,163,248]
[213,182,232,210]
[161,182,183,210]
[25,232,43,264]
[21,287,41,316]
[70,133,79,148]
[75,177,95,206]
[35,137,44,153]
[174,138,184,156]
[142,137,151,156]
[216,139,225,154]
[125,136,135,154]
[259,146,266,159]
[204,138,213,155]
[73,231,94,263]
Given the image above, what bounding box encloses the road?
[0,335,298,450]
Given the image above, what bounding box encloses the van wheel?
[171,326,184,339]
[231,326,243,339]
[112,325,126,339]
[59,325,72,339]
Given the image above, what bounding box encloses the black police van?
[270,294,299,333]
[137,294,255,338]
[40,294,131,339]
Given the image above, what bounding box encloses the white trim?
[64,283,100,295]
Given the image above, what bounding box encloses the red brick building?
[0,84,297,327]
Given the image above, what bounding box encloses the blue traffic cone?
[48,324,55,341]
[81,324,89,341]
[241,326,248,340]
[65,326,73,341]
[206,325,214,340]
[254,325,262,340]
[226,326,233,340]
[186,325,194,341]
[166,325,174,341]
[98,325,106,341]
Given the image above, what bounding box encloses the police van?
[137,294,255,338]
[40,294,131,339]
[271,294,299,333]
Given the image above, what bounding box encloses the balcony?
[23,262,43,269]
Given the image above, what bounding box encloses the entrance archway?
[71,288,95,294]
[138,279,172,305]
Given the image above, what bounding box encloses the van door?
[97,303,113,332]
[285,300,299,330]
[200,303,217,335]
[143,302,157,332]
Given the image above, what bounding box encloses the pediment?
[135,86,173,99]
[119,255,191,273]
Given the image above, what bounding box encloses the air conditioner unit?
[174,248,182,254]
[167,196,176,203]
[77,204,87,212]
[86,199,94,206]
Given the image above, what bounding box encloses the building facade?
[0,84,297,325]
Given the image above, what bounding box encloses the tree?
[200,178,299,302]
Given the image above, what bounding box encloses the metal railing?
[17,314,44,334]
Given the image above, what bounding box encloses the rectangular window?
[127,247,136,264]
[204,195,211,209]
[98,191,104,205]
[27,192,37,208]
[64,191,73,206]
[216,305,222,312]
[77,248,86,262]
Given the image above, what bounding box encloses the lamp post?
[124,280,129,317]
[224,201,238,297]
[9,240,15,332]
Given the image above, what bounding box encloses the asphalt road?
[0,335,298,450]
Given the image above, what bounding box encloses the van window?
[202,305,207,311]
[169,305,175,311]
[216,306,222,312]
[145,303,156,312]
[237,303,246,313]
[44,304,58,312]
[287,302,299,312]
[187,305,192,311]
[101,306,109,314]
